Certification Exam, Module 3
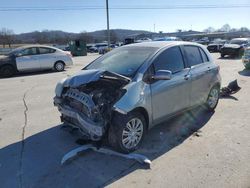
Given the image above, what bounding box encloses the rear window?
[184,46,203,67]
[39,47,56,54]
[199,48,209,62]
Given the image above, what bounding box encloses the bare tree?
[218,24,231,32]
[79,31,94,43]
[33,31,49,44]
[0,28,14,48]
[203,27,215,33]
[239,27,249,32]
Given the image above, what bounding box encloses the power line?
[0,4,250,11]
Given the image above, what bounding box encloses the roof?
[126,41,202,49]
[14,44,60,50]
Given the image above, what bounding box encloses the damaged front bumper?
[54,97,105,140]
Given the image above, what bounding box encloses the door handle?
[184,74,191,80]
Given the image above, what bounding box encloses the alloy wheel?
[122,118,144,149]
[207,88,219,109]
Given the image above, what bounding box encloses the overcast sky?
[0,0,249,34]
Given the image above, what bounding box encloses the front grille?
[68,99,90,116]
[63,88,94,107]
[63,88,95,117]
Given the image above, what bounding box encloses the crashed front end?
[54,69,129,140]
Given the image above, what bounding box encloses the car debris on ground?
[61,144,152,166]
[220,79,241,97]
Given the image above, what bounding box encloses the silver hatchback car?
[54,41,221,153]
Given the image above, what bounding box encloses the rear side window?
[39,47,56,54]
[199,48,209,62]
[184,46,203,67]
[154,46,185,73]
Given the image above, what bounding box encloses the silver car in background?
[54,41,221,153]
[0,45,73,77]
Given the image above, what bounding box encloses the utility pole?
[106,0,110,48]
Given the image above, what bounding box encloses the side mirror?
[152,70,172,80]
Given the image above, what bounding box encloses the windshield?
[85,46,158,77]
[230,39,247,45]
[7,47,24,56]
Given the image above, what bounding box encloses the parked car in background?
[54,41,221,153]
[0,45,73,77]
[207,40,227,52]
[88,43,108,53]
[98,44,118,54]
[135,38,152,43]
[242,47,250,69]
[153,37,181,41]
[220,38,250,58]
[194,37,210,45]
[87,44,95,53]
[124,38,135,45]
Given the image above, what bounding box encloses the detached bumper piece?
[61,144,152,165]
[54,97,105,140]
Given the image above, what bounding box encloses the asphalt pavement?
[0,53,249,188]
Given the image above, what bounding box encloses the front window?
[86,46,158,77]
[20,47,37,56]
[154,46,185,73]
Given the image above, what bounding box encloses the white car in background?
[0,45,73,77]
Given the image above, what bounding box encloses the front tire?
[108,112,146,153]
[0,65,15,77]
[205,86,220,112]
[54,61,65,72]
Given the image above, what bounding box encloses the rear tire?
[205,86,220,112]
[0,65,15,77]
[108,112,146,153]
[54,61,65,72]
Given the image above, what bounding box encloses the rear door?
[151,46,191,124]
[38,47,56,69]
[183,45,211,106]
[16,47,40,71]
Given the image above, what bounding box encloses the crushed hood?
[63,69,105,88]
[62,69,130,88]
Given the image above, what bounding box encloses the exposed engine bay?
[54,71,129,140]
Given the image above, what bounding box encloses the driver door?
[16,47,40,71]
[150,46,191,125]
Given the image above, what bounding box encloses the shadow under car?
[0,106,213,188]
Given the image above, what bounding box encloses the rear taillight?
[65,51,72,57]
